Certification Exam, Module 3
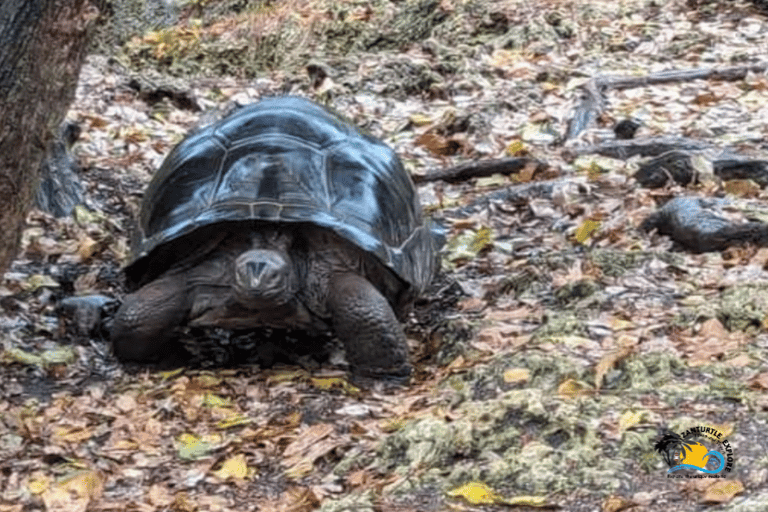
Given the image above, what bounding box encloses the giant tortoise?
[112,96,442,380]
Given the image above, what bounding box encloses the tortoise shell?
[126,96,441,295]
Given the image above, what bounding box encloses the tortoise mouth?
[234,249,297,307]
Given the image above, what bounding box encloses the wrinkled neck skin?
[233,230,298,308]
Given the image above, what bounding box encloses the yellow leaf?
[202,393,231,408]
[611,317,634,331]
[409,113,433,126]
[27,475,50,495]
[503,368,530,384]
[506,139,526,156]
[618,410,643,432]
[447,482,503,505]
[558,378,589,399]
[40,347,77,366]
[160,368,185,380]
[574,220,600,244]
[267,369,308,384]
[73,205,102,227]
[216,413,252,430]
[213,454,250,480]
[26,274,59,291]
[4,348,43,367]
[176,433,218,461]
[310,376,359,394]
[471,226,494,253]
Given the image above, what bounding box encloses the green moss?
[604,351,686,393]
[375,388,623,495]
[588,249,649,278]
[531,312,586,342]
[317,492,375,512]
[717,284,768,332]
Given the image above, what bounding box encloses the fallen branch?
[414,157,547,184]
[596,63,768,90]
[575,136,713,159]
[565,63,768,140]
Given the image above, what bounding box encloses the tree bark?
[0,0,101,275]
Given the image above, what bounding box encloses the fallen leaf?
[503,368,530,384]
[115,394,137,413]
[213,453,251,480]
[703,480,744,503]
[26,274,59,291]
[76,235,99,261]
[558,378,591,399]
[618,410,643,433]
[447,482,503,505]
[574,219,601,244]
[602,495,637,512]
[41,471,103,512]
[175,433,219,461]
[749,372,768,390]
[595,336,636,389]
[505,139,527,156]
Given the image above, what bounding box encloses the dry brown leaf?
[725,354,752,367]
[749,372,768,390]
[172,492,196,512]
[283,423,344,476]
[503,368,530,384]
[602,495,636,512]
[283,424,334,459]
[114,393,137,413]
[484,306,536,322]
[346,469,372,487]
[723,179,760,198]
[415,132,461,156]
[476,325,528,352]
[517,160,538,182]
[76,235,99,261]
[595,336,636,389]
[457,297,486,312]
[702,480,744,503]
[681,318,743,366]
[147,485,174,507]
[41,471,103,512]
[258,486,319,512]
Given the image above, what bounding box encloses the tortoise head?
[234,249,297,308]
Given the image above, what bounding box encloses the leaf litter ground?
[3,0,768,511]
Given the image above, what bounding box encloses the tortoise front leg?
[327,273,411,381]
[111,273,189,361]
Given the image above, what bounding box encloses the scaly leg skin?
[111,273,189,361]
[328,273,411,384]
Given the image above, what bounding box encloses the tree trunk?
[0,0,102,275]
